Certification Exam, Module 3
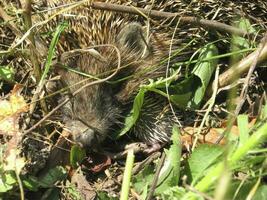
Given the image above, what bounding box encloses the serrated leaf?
[188,43,218,108]
[187,144,223,185]
[118,88,145,137]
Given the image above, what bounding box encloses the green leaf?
[156,126,182,193]
[0,66,14,82]
[188,43,218,108]
[168,76,200,109]
[231,18,256,63]
[253,185,267,200]
[40,22,68,86]
[22,176,39,191]
[70,145,86,168]
[132,165,154,196]
[187,144,223,185]
[118,88,145,137]
[39,166,67,188]
[237,115,249,147]
[0,171,16,192]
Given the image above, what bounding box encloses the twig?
[146,152,166,200]
[192,65,220,150]
[207,35,267,96]
[20,0,42,82]
[234,33,267,115]
[183,183,214,200]
[91,2,250,37]
[215,33,267,144]
[132,152,161,175]
[20,0,48,113]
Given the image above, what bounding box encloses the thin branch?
[214,33,267,144]
[91,2,250,37]
[20,0,48,113]
[234,33,267,115]
[207,34,267,97]
[146,152,166,200]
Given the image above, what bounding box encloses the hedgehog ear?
[116,23,150,57]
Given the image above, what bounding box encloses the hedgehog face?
[59,23,150,148]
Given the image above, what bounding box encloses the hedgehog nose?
[65,120,96,148]
[74,128,95,147]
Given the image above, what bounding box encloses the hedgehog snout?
[65,120,99,148]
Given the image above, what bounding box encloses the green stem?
[120,149,135,200]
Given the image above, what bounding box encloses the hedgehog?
[32,0,267,150]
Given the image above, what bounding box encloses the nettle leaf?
[0,66,15,82]
[186,144,224,185]
[70,145,86,168]
[118,44,217,136]
[168,75,200,109]
[155,126,182,193]
[118,69,179,137]
[168,43,218,109]
[118,88,145,137]
[188,43,218,108]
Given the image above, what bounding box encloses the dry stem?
[20,0,48,113]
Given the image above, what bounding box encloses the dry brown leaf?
[0,84,28,136]
[181,118,256,147]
